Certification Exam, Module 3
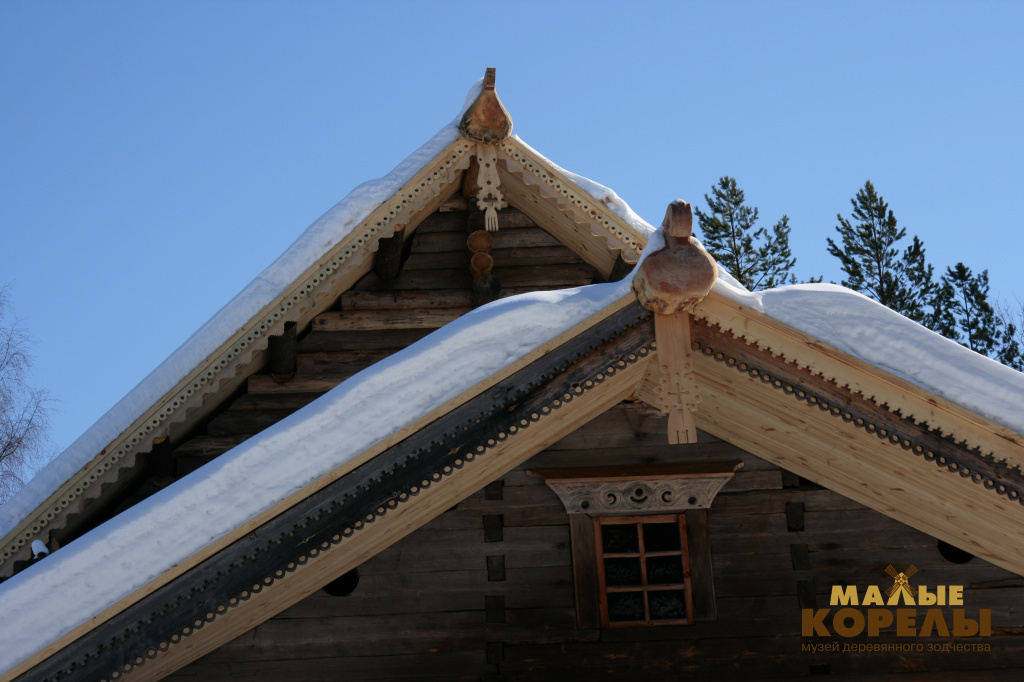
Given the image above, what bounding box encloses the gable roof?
[3,72,1024,680]
[0,77,647,580]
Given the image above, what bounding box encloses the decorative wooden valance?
[529,462,742,515]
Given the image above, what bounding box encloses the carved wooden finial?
[459,68,513,143]
[633,200,717,315]
[633,200,719,445]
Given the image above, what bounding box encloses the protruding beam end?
[459,68,513,143]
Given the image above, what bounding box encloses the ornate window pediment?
[529,462,740,515]
[530,462,741,628]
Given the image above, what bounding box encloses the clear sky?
[1,0,1022,459]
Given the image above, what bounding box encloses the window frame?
[530,462,739,630]
[594,513,695,627]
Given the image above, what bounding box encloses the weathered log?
[341,290,473,311]
[470,252,494,283]
[467,229,494,254]
[314,308,468,332]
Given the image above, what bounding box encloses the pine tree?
[827,181,935,324]
[996,299,1024,371]
[694,177,796,291]
[933,264,998,356]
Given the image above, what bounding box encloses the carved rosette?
[657,354,702,417]
[547,477,731,515]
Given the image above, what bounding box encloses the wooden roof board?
[630,294,1024,577]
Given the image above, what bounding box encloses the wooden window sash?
[593,514,694,627]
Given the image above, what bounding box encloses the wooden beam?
[313,309,468,332]
[691,344,1024,576]
[685,509,716,621]
[654,311,699,444]
[569,514,600,629]
[267,321,297,383]
[373,229,406,281]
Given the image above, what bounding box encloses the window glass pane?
[607,591,645,622]
[646,555,684,585]
[642,522,681,553]
[604,557,642,586]
[649,589,688,621]
[601,524,639,553]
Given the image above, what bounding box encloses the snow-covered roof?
[0,279,635,674]
[0,108,466,547]
[3,75,1024,678]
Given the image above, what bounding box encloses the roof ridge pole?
[633,201,719,444]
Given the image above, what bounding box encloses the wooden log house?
[3,70,1024,680]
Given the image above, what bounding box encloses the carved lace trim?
[499,139,643,262]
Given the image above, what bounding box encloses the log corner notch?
[458,68,513,144]
[632,201,718,444]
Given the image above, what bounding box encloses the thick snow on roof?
[0,279,635,673]
[714,273,1024,436]
[519,138,1024,434]
[0,87,484,542]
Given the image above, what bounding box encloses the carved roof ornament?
[474,143,507,231]
[633,201,718,315]
[458,68,513,144]
[633,201,719,444]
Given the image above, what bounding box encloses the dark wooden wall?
[167,401,1024,680]
[157,204,1024,680]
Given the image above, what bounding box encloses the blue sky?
[2,0,1022,457]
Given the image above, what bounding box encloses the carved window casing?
[531,462,740,629]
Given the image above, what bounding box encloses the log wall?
[169,403,1024,680]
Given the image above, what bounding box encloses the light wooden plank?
[694,291,1024,462]
[691,352,1024,576]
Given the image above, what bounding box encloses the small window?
[594,514,694,627]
